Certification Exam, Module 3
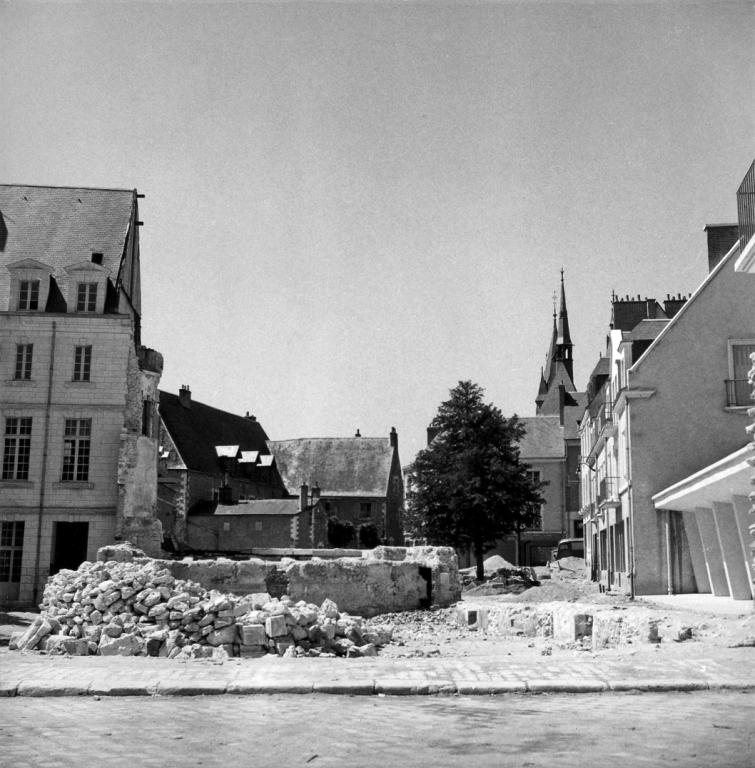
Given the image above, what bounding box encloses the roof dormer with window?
[64,261,109,314]
[5,258,54,312]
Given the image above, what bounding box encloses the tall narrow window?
[62,418,91,481]
[0,521,25,583]
[73,345,92,382]
[727,341,755,407]
[14,344,33,380]
[2,418,32,480]
[76,283,98,312]
[18,280,40,310]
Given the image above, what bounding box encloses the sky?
[3,1,753,463]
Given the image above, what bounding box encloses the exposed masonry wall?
[116,345,163,556]
[132,546,461,617]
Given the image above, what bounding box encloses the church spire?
[556,268,572,348]
[537,270,576,413]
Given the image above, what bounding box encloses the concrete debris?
[16,558,395,660]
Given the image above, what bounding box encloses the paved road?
[1,691,753,767]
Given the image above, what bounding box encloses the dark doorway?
[418,566,432,608]
[51,522,89,574]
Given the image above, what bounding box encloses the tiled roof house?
[268,430,405,545]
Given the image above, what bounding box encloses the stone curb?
[5,678,755,697]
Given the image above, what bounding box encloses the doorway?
[51,522,89,574]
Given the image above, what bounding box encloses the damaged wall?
[116,346,163,555]
[105,545,460,617]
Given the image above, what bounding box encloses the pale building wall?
[626,253,755,594]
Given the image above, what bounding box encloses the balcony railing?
[725,379,752,407]
[597,476,620,506]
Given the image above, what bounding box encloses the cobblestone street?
[1,691,753,767]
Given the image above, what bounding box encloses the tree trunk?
[474,539,485,582]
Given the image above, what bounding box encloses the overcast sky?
[3,1,753,462]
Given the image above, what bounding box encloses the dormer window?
[19,280,40,310]
[76,282,98,312]
[5,259,53,312]
[64,261,107,314]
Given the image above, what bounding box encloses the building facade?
[580,210,754,597]
[0,185,162,606]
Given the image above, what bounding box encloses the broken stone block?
[16,617,53,651]
[355,643,377,657]
[552,609,593,644]
[239,624,266,646]
[266,614,288,638]
[104,623,124,638]
[98,632,143,656]
[44,635,89,656]
[207,625,239,647]
[320,598,339,619]
[456,606,488,631]
[239,644,267,658]
[275,637,294,656]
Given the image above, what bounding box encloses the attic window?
[91,253,104,265]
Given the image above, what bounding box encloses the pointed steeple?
[554,268,574,382]
[537,271,576,414]
[556,268,572,347]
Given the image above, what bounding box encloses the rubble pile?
[11,559,393,659]
[460,555,540,594]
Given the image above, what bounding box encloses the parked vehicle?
[550,538,584,562]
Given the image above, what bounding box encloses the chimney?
[245,412,256,421]
[390,426,398,448]
[178,385,191,409]
[300,483,309,512]
[704,224,739,272]
[354,429,361,437]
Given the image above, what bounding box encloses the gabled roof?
[159,390,271,476]
[0,185,136,310]
[268,437,395,497]
[518,416,565,459]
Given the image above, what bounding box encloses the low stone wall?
[96,543,461,618]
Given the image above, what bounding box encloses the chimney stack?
[704,224,739,272]
[390,426,398,448]
[178,385,191,409]
[300,483,309,513]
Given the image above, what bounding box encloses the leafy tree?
[327,516,355,548]
[358,522,381,549]
[411,380,544,581]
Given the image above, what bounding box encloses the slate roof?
[0,185,136,309]
[214,500,299,516]
[518,417,565,459]
[625,318,670,341]
[268,437,395,498]
[159,390,271,476]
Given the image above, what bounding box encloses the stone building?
[580,178,755,597]
[156,386,289,550]
[268,430,405,546]
[0,185,162,606]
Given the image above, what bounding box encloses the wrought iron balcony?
[725,379,752,407]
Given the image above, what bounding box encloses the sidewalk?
[2,646,754,697]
